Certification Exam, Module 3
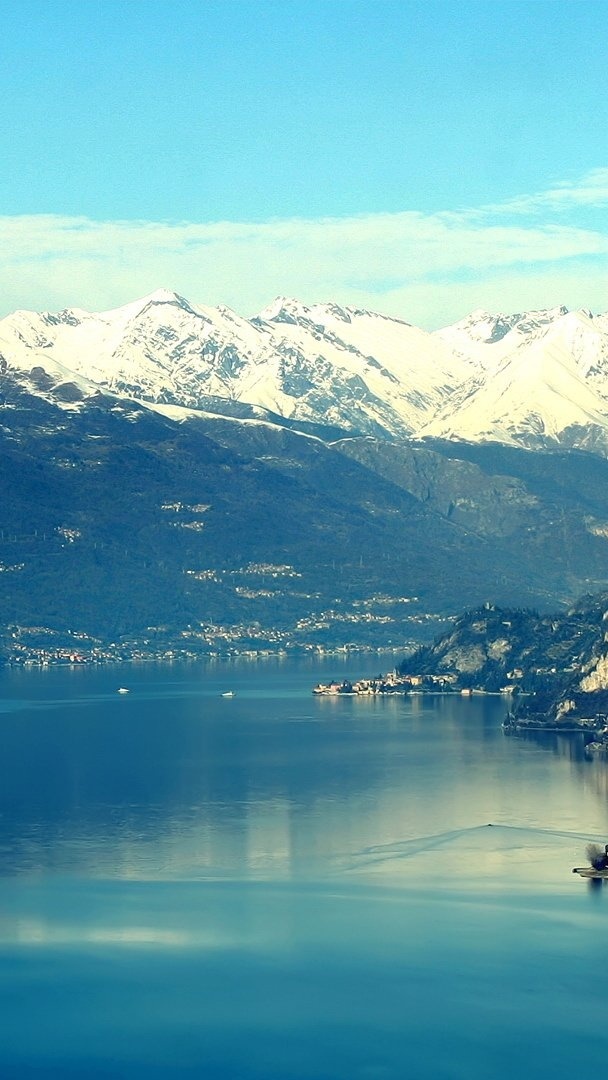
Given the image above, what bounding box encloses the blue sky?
[2,0,608,325]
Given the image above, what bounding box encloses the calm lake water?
[1,656,608,1079]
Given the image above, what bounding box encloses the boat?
[572,866,608,879]
[117,687,130,694]
[221,691,235,698]
[573,842,608,878]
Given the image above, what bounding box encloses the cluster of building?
[313,671,458,696]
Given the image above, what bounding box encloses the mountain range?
[3,290,608,659]
[4,290,608,452]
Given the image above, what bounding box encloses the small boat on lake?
[572,842,608,879]
[117,687,130,694]
[221,691,235,698]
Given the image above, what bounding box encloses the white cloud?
[483,167,608,216]
[1,167,608,328]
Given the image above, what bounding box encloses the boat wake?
[343,823,606,874]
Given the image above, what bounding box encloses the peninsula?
[325,594,608,754]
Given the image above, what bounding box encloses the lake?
[1,656,607,1079]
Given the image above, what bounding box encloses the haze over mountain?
[4,290,608,453]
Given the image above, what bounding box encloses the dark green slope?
[0,387,510,648]
[3,379,608,656]
[333,435,608,603]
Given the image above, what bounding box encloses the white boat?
[221,690,235,698]
[117,687,130,694]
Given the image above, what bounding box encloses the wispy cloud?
[482,168,608,216]
[1,168,607,328]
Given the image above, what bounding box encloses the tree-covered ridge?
[5,366,608,662]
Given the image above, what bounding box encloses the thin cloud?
[480,167,608,217]
[1,168,608,328]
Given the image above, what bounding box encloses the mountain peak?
[132,288,201,317]
[438,305,576,347]
[258,297,359,330]
[3,291,608,456]
[100,288,199,323]
[256,297,308,324]
[142,287,187,305]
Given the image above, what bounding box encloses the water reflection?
[1,873,607,1080]
[0,660,607,884]
[2,661,608,1078]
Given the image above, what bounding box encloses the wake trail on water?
[344,823,605,872]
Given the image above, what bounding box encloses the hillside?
[5,290,608,661]
[5,363,608,661]
[3,368,608,661]
[0,376,513,662]
[402,594,608,735]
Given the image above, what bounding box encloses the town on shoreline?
[312,669,608,758]
[312,670,504,696]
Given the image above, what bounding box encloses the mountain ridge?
[3,360,608,660]
[5,291,608,453]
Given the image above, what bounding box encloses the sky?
[1,0,608,327]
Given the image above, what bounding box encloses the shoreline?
[0,643,414,671]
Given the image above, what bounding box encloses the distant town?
[3,633,415,668]
[1,616,450,668]
[0,566,454,666]
[312,671,511,697]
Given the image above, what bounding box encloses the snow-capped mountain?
[426,307,608,450]
[254,296,474,434]
[0,291,457,438]
[0,289,467,438]
[4,289,608,453]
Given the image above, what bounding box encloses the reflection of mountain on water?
[1,661,606,884]
[502,725,608,824]
[505,728,589,761]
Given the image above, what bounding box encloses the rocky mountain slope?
[402,593,608,731]
[4,291,608,452]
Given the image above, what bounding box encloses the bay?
[1,656,607,1079]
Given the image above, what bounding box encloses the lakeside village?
[0,577,451,666]
[313,669,608,758]
[312,670,502,696]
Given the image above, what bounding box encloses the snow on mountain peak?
[423,304,608,449]
[256,297,310,324]
[257,297,357,328]
[306,301,352,325]
[99,288,201,324]
[3,291,608,454]
[556,307,595,331]
[437,305,574,348]
[41,307,90,328]
[138,287,197,313]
